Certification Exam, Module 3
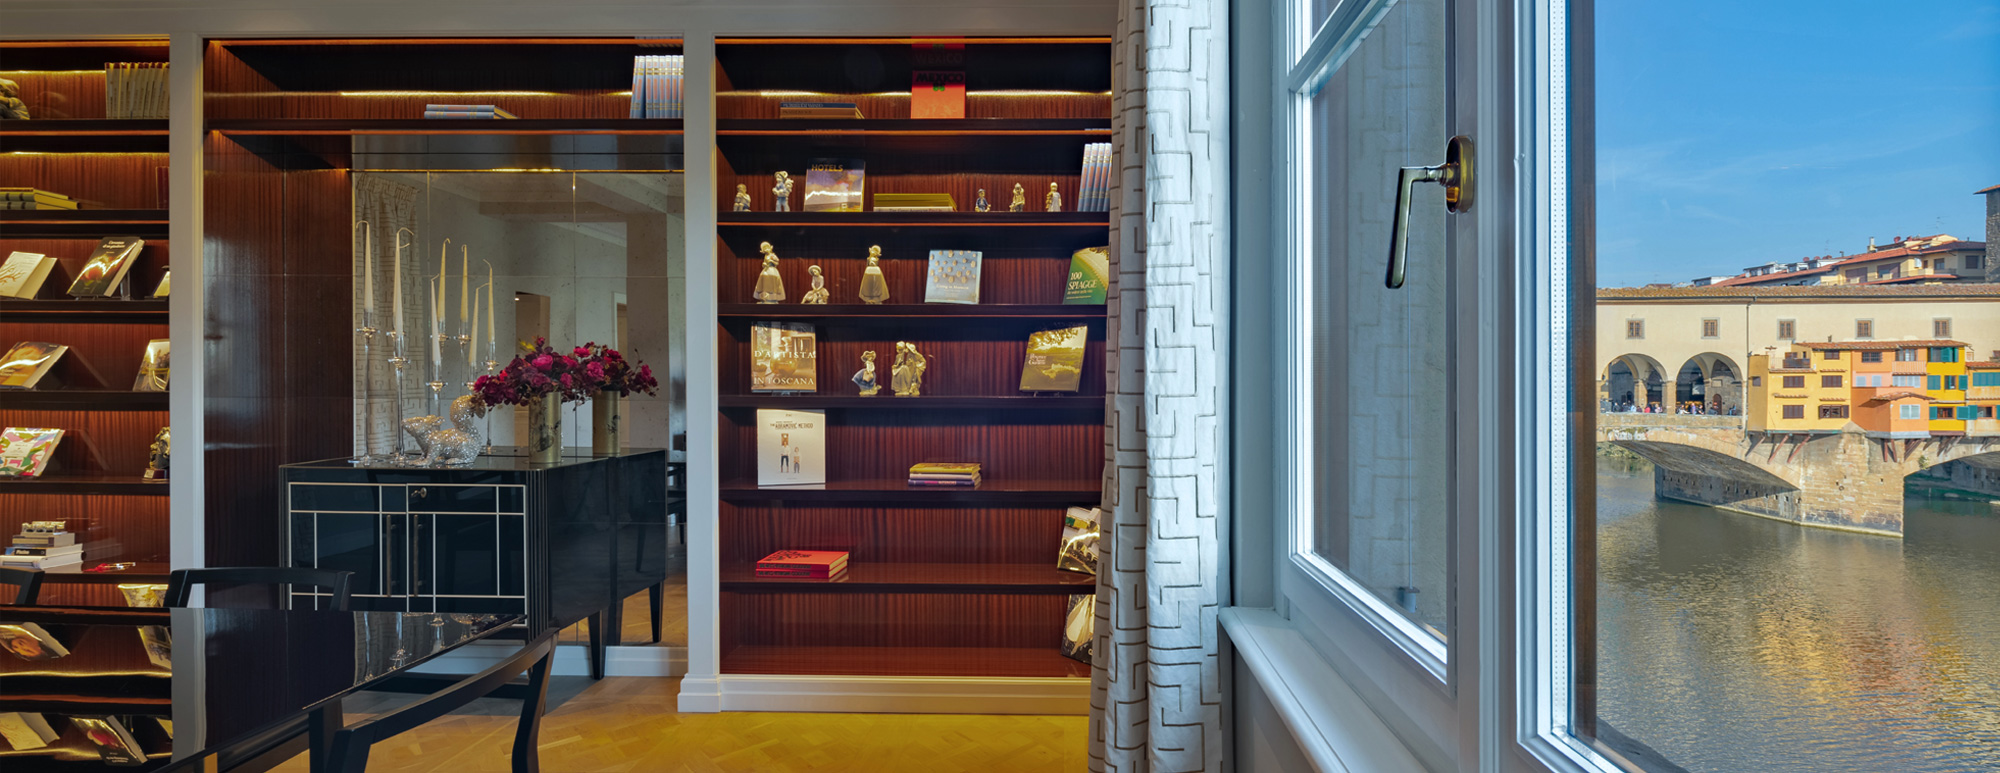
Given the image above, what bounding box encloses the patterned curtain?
[352,174,422,457]
[1090,0,1225,770]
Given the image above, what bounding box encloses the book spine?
[907,479,978,487]
[630,56,644,119]
[755,566,835,577]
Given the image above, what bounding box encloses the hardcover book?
[1019,325,1088,392]
[1063,247,1110,305]
[750,322,817,392]
[923,249,982,304]
[756,408,826,486]
[70,717,145,766]
[0,428,63,477]
[137,625,171,669]
[0,342,67,389]
[152,269,171,298]
[0,623,69,660]
[0,712,58,750]
[911,69,966,119]
[755,549,850,579]
[1061,594,1094,664]
[0,251,57,299]
[1057,506,1101,575]
[133,339,169,392]
[802,158,865,212]
[67,236,144,298]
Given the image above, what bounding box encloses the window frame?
[1624,319,1643,340]
[1855,319,1873,339]
[1934,318,1952,338]
[1783,404,1806,420]
[1700,317,1719,339]
[1783,375,1805,389]
[1776,319,1795,340]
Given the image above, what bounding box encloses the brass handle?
[1385,135,1474,289]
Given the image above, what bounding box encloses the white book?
[0,712,58,750]
[756,408,826,487]
[0,252,56,299]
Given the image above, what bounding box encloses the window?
[1945,375,1962,391]
[1931,346,1960,363]
[1700,318,1719,338]
[1897,348,1920,362]
[1935,318,1952,338]
[1782,375,1806,389]
[1877,265,1897,279]
[1855,319,1873,338]
[1982,406,1997,420]
[1821,375,1842,388]
[1933,406,1954,420]
[1782,404,1805,420]
[1749,376,1762,387]
[1929,375,1942,391]
[1823,349,1841,360]
[1860,351,1883,363]
[1970,254,1985,270]
[1777,319,1795,339]
[1974,373,2000,388]
[1896,374,1925,388]
[1819,404,1848,419]
[1846,268,1867,282]
[1626,319,1644,339]
[1958,405,1979,421]
[1901,404,1923,420]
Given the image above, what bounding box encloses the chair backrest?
[324,631,556,773]
[0,567,44,605]
[164,567,353,610]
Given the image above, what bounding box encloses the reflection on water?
[1598,469,2000,772]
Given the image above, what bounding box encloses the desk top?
[0,607,517,770]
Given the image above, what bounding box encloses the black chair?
[0,566,44,605]
[164,567,354,610]
[321,632,556,773]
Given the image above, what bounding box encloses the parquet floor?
[268,677,1087,772]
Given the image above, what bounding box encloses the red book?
[756,549,850,579]
[911,70,965,119]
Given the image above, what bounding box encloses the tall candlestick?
[438,239,450,327]
[430,277,442,374]
[360,221,374,318]
[469,284,481,368]
[392,232,405,340]
[460,246,469,330]
[485,263,495,352]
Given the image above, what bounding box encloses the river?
[1597,467,2000,772]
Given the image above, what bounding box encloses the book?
[1063,247,1110,304]
[923,249,982,304]
[0,428,63,477]
[105,62,169,119]
[911,69,966,119]
[0,189,78,210]
[0,623,69,660]
[907,478,978,487]
[908,472,980,481]
[1077,142,1113,212]
[873,192,956,211]
[137,625,171,669]
[750,322,817,392]
[778,101,864,119]
[71,716,146,766]
[152,268,171,298]
[756,408,826,486]
[0,342,67,389]
[0,712,58,751]
[910,462,981,475]
[133,338,169,392]
[0,552,81,569]
[1057,506,1101,575]
[1061,594,1094,664]
[67,236,145,297]
[802,158,865,212]
[755,549,850,579]
[0,251,57,299]
[1020,325,1089,392]
[3,544,81,557]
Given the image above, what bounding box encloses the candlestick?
[392,229,408,341]
[460,246,469,331]
[438,238,450,328]
[355,323,382,463]
[386,333,410,463]
[484,261,495,352]
[430,277,442,379]
[469,285,481,368]
[358,220,374,318]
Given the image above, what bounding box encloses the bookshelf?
[710,37,1111,681]
[0,39,175,605]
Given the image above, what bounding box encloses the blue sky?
[1596,1,2000,287]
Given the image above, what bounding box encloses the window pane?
[1305,0,1448,637]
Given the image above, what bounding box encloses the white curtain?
[1090,0,1226,770]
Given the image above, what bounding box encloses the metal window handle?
[1385,135,1474,289]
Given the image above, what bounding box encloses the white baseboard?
[411,643,686,679]
[711,674,1090,715]
[677,674,723,713]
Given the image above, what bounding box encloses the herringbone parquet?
[269,677,1086,773]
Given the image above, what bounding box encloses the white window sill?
[1221,606,1429,773]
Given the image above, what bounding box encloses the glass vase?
[592,391,623,456]
[527,393,561,465]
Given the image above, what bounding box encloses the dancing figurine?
[857,246,890,305]
[753,242,786,303]
[772,171,794,212]
[802,265,829,304]
[852,350,880,396]
[1045,182,1062,212]
[975,188,990,213]
[1009,183,1027,212]
[733,184,752,212]
[890,341,928,397]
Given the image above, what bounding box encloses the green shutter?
[1929,375,1942,391]
[1959,406,1978,421]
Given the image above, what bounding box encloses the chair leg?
[513,650,553,773]
[586,611,605,680]
[321,728,368,773]
[647,581,664,643]
[308,702,344,773]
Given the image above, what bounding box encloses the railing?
[1598,412,1746,430]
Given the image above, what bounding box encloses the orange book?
[911,70,965,119]
[755,549,850,578]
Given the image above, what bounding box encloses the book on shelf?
[70,716,146,766]
[1063,246,1110,305]
[923,249,982,304]
[630,54,684,118]
[0,712,59,751]
[0,251,60,299]
[1077,142,1113,212]
[756,408,826,486]
[423,104,518,119]
[0,428,63,478]
[755,549,850,579]
[908,461,980,486]
[1057,506,1101,575]
[0,552,82,569]
[778,101,864,119]
[105,62,169,119]
[137,625,171,670]
[1019,325,1088,392]
[911,69,966,119]
[0,188,78,210]
[3,544,81,558]
[152,269,171,298]
[67,236,145,298]
[0,622,69,661]
[0,342,67,389]
[1061,593,1094,664]
[802,158,865,212]
[872,192,956,212]
[750,321,817,392]
[133,338,169,392]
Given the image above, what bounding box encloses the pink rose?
[586,361,607,382]
[532,354,554,370]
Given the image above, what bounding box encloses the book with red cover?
[755,549,850,578]
[911,70,965,119]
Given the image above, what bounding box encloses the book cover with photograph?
[71,716,146,766]
[755,408,826,486]
[750,322,817,392]
[0,342,67,389]
[1063,246,1110,305]
[133,339,169,392]
[0,428,63,478]
[1057,506,1101,575]
[66,236,144,298]
[137,625,171,670]
[802,158,865,212]
[0,623,69,661]
[1061,594,1094,664]
[1019,325,1088,392]
[923,249,982,304]
[0,251,57,299]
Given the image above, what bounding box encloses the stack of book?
[873,192,956,212]
[909,461,981,487]
[1,521,81,569]
[1077,142,1113,212]
[755,549,849,580]
[422,104,518,119]
[0,188,77,211]
[628,54,684,118]
[779,101,863,119]
[105,62,169,119]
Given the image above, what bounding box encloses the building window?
[1973,373,2000,388]
[1958,405,1979,421]
[1783,376,1806,389]
[1934,318,1952,338]
[1750,376,1762,387]
[1777,319,1795,339]
[1782,404,1805,420]
[1981,406,1997,420]
[1945,375,1962,391]
[1626,319,1644,339]
[1969,254,1985,270]
[1900,404,1922,420]
[1860,351,1883,363]
[1701,318,1719,339]
[1823,349,1841,360]
[1933,406,1954,420]
[1897,348,1920,362]
[1819,405,1849,420]
[1855,319,1873,338]
[1877,265,1897,279]
[1894,374,1924,388]
[1929,375,1943,391]
[1846,268,1867,282]
[1931,346,1960,363]
[1821,375,1842,388]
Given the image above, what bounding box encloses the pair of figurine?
[752,242,890,305]
[973,182,1061,213]
[733,172,796,212]
[851,342,927,397]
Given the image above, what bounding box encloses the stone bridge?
[1597,413,2000,536]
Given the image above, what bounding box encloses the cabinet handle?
[411,487,427,499]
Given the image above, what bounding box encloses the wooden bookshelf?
[712,37,1110,682]
[208,118,685,136]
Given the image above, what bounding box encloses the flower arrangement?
[471,337,592,408]
[574,343,660,397]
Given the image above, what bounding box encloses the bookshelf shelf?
[39,561,173,585]
[718,212,1107,228]
[717,303,1104,320]
[208,118,686,136]
[722,562,1092,594]
[0,120,170,153]
[720,395,1100,411]
[720,644,1090,678]
[0,474,169,496]
[721,478,1100,504]
[0,299,169,320]
[719,118,1107,135]
[0,210,170,238]
[0,389,169,411]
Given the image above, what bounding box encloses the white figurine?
[772,171,794,212]
[852,350,880,396]
[975,188,990,213]
[802,265,829,304]
[733,184,752,212]
[1009,183,1027,212]
[1045,182,1063,212]
[857,246,890,305]
[753,242,785,303]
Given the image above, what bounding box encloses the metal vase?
[591,391,623,456]
[528,393,562,465]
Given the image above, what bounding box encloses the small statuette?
[772,171,794,212]
[890,342,928,396]
[143,427,170,480]
[852,350,880,396]
[733,183,752,212]
[1009,183,1027,212]
[1045,182,1062,213]
[975,188,990,213]
[402,415,444,456]
[858,246,890,305]
[753,241,786,303]
[801,265,829,304]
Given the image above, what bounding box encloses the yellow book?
[909,462,982,475]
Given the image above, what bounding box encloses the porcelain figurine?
[753,242,786,303]
[891,341,928,397]
[1009,183,1027,212]
[857,246,890,305]
[801,265,829,304]
[975,188,990,213]
[772,171,794,212]
[144,427,170,480]
[1045,182,1063,212]
[733,184,752,212]
[852,350,880,396]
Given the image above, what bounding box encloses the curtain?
[1090,0,1225,770]
[352,174,422,457]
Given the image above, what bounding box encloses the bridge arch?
[1673,352,1743,414]
[1602,353,1668,410]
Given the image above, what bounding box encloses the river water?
[1598,468,2000,772]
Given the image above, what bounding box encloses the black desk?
[0,607,517,772]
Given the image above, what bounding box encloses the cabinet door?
[312,512,383,597]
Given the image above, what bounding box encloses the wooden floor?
[270,677,1087,772]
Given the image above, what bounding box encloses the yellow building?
[1924,341,1970,434]
[1968,361,2000,438]
[1748,343,1854,433]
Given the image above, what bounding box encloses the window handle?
[1385,135,1474,289]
